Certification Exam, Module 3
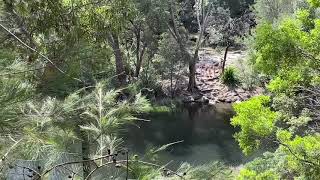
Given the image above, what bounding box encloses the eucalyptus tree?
[125,0,168,79]
[166,0,216,92]
[207,8,254,73]
[73,0,138,87]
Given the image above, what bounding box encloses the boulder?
[183,96,195,103]
[197,96,210,104]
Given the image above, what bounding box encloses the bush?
[237,58,266,90]
[221,67,238,85]
[231,95,277,155]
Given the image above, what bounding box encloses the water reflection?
[124,103,249,168]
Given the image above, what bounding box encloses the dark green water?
[125,103,250,168]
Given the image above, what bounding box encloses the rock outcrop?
[182,48,263,105]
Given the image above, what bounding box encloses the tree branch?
[0,22,83,82]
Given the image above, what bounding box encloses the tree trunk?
[76,128,91,179]
[170,68,174,99]
[107,33,127,87]
[134,30,141,77]
[222,45,230,74]
[135,38,146,78]
[144,54,152,86]
[188,51,197,92]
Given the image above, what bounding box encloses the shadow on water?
[124,103,253,168]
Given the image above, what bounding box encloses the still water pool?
[124,103,253,169]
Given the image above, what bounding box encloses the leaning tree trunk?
[107,33,127,87]
[221,44,231,74]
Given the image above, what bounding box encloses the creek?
[124,103,254,169]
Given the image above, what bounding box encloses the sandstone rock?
[236,88,245,93]
[225,98,233,103]
[218,96,226,102]
[199,96,210,104]
[229,92,236,97]
[209,99,217,105]
[183,96,194,103]
[202,88,214,93]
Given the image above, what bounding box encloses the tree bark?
[168,0,211,92]
[135,44,146,77]
[107,32,127,86]
[170,64,174,99]
[188,51,197,92]
[134,28,146,78]
[134,30,141,77]
[222,44,231,74]
[74,126,91,179]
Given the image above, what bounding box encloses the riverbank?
[160,47,264,105]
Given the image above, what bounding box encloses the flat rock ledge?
[181,87,263,105]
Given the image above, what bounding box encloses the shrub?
[231,95,278,155]
[221,67,238,85]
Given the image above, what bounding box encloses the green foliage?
[238,169,280,180]
[237,58,266,90]
[183,162,234,179]
[216,0,254,17]
[221,67,239,85]
[156,33,187,77]
[0,58,34,132]
[130,161,234,180]
[81,83,150,132]
[239,132,320,179]
[277,131,320,179]
[0,80,151,178]
[237,150,287,180]
[231,96,277,155]
[2,0,320,178]
[249,0,320,130]
[237,0,320,179]
[253,0,301,23]
[308,0,320,7]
